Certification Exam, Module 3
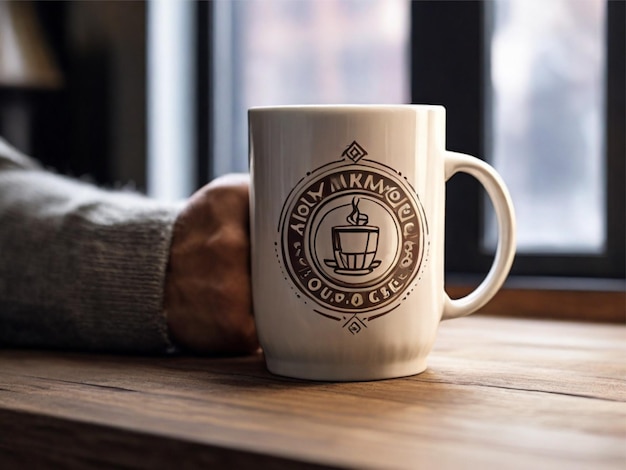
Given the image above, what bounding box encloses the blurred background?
[0,0,623,280]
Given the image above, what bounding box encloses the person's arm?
[0,139,258,354]
[0,139,178,352]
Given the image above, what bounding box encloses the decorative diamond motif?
[348,321,362,335]
[342,141,368,163]
[343,314,367,335]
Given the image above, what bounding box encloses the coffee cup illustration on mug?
[326,197,381,275]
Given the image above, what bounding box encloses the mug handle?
[442,152,516,320]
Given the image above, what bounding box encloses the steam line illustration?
[325,197,381,276]
[347,197,368,226]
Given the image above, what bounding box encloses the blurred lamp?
[0,0,62,89]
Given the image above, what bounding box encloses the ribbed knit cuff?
[0,168,181,353]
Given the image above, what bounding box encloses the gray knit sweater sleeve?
[0,139,180,353]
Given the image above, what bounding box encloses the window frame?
[196,0,212,189]
[193,0,623,321]
[196,0,624,297]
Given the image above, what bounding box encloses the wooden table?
[1,316,624,469]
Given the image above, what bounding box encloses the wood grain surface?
[0,316,624,469]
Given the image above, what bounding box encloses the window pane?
[487,0,607,253]
[147,0,196,201]
[213,0,409,176]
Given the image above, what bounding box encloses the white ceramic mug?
[249,105,515,381]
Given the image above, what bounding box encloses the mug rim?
[248,104,445,113]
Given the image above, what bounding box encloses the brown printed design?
[277,142,428,332]
[326,197,381,275]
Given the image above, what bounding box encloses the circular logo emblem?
[277,142,429,333]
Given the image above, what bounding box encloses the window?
[411,0,624,279]
[211,0,409,176]
[192,0,624,281]
[147,0,196,201]
[487,0,607,254]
